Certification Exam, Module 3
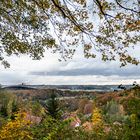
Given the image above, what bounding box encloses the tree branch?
[115,0,140,14]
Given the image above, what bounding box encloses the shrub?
[0,91,18,117]
[0,112,32,140]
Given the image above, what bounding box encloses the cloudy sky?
[1,44,140,85]
[0,0,140,85]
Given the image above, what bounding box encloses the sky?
[0,0,140,85]
[1,45,140,85]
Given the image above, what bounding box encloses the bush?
[0,112,32,140]
[0,91,18,117]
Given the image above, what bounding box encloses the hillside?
[0,86,139,139]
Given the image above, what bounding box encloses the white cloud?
[1,46,140,85]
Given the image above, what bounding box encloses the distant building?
[20,83,26,86]
[62,113,81,128]
[118,84,126,90]
[133,81,138,86]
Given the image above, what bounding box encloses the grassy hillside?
[0,86,139,140]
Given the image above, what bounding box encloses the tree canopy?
[0,0,140,67]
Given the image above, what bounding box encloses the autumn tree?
[0,0,140,67]
[92,107,104,131]
[0,112,32,140]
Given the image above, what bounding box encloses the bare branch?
[115,0,140,14]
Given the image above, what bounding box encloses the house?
[25,113,42,124]
[62,113,81,128]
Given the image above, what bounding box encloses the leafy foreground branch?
[0,0,140,67]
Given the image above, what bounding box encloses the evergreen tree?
[45,93,61,119]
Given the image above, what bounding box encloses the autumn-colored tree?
[0,112,33,140]
[78,98,89,114]
[92,106,104,133]
[0,0,140,67]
